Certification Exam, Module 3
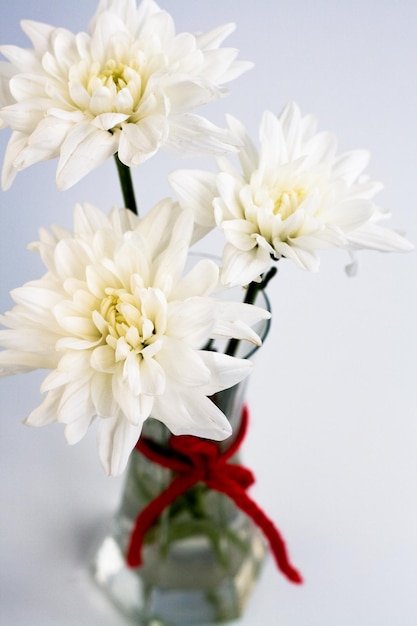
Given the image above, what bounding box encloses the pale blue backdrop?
[0,1,416,625]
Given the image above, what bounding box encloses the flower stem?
[114,154,138,215]
[225,266,277,357]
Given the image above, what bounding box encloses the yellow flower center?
[99,288,160,359]
[273,188,307,220]
[73,44,147,117]
[97,58,140,93]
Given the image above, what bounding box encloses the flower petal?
[24,390,61,427]
[97,416,142,476]
[221,243,271,286]
[198,351,253,395]
[57,123,118,190]
[152,387,232,441]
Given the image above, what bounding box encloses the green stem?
[114,154,138,215]
[224,266,278,357]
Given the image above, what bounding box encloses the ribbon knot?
[168,436,255,489]
[127,406,302,584]
[170,436,220,475]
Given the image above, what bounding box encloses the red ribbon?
[127,406,302,584]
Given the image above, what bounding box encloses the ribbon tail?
[127,473,197,568]
[212,478,303,584]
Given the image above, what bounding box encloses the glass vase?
[92,289,271,625]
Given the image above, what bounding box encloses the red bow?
[127,406,302,584]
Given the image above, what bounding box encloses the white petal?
[167,113,239,156]
[91,372,118,416]
[57,123,118,190]
[23,116,72,157]
[196,23,236,50]
[20,20,56,53]
[169,169,218,233]
[332,150,370,184]
[198,351,253,395]
[118,118,166,166]
[91,345,117,373]
[73,202,109,237]
[65,413,95,445]
[216,173,245,219]
[122,351,141,394]
[152,387,232,440]
[0,101,43,133]
[322,198,374,231]
[212,300,271,344]
[347,223,414,252]
[54,310,98,341]
[170,259,219,300]
[211,319,262,346]
[7,73,46,101]
[97,416,142,476]
[57,378,93,425]
[54,238,92,280]
[0,327,57,352]
[1,131,27,190]
[221,219,258,251]
[92,112,130,131]
[225,114,259,180]
[0,61,17,110]
[274,241,320,271]
[153,240,189,294]
[112,371,154,426]
[0,349,56,374]
[10,284,62,312]
[140,355,166,396]
[24,390,61,427]
[167,298,215,345]
[258,110,287,180]
[221,243,271,287]
[166,78,223,112]
[157,337,211,387]
[135,198,181,258]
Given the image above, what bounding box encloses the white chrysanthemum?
[170,103,413,286]
[0,0,252,190]
[0,201,269,476]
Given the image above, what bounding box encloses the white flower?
[0,201,269,476]
[170,103,413,286]
[0,0,252,190]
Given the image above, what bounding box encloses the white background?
[0,1,416,625]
